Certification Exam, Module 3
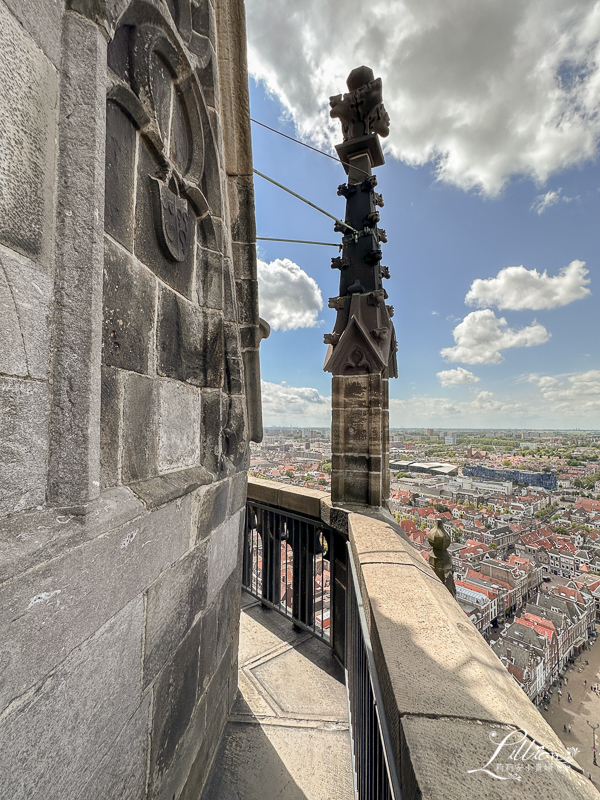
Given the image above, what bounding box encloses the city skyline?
[246,1,600,430]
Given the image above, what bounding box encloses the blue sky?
[245,1,600,430]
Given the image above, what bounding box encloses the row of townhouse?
[454,555,543,635]
[491,585,595,703]
[514,526,600,578]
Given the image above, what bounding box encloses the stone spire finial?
[428,520,456,597]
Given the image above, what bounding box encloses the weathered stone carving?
[429,519,457,596]
[329,65,390,142]
[148,177,191,262]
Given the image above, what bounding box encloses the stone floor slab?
[198,592,354,799]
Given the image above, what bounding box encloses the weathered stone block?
[104,101,137,250]
[157,380,201,471]
[200,311,225,389]
[200,388,222,474]
[134,139,195,299]
[222,258,237,321]
[193,479,230,541]
[235,278,259,325]
[121,372,159,483]
[103,238,156,373]
[78,691,151,800]
[198,246,223,310]
[157,287,200,383]
[222,393,247,470]
[223,321,244,395]
[400,716,596,800]
[216,571,241,662]
[205,640,233,729]
[198,600,218,696]
[199,213,218,251]
[207,510,243,604]
[0,496,191,713]
[341,375,370,408]
[144,539,210,687]
[0,2,58,263]
[232,241,257,281]
[0,253,53,379]
[239,324,260,350]
[333,453,369,473]
[342,409,369,454]
[47,12,106,507]
[0,598,144,800]
[246,476,279,506]
[192,1,217,48]
[100,366,121,488]
[157,288,224,388]
[152,689,207,800]
[331,376,345,410]
[340,470,369,505]
[0,377,49,518]
[228,471,248,515]
[0,262,27,378]
[0,487,146,585]
[229,176,256,244]
[129,466,212,509]
[3,0,62,67]
[150,620,202,785]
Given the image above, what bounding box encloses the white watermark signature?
[467,729,578,781]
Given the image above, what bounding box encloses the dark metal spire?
[324,66,397,379]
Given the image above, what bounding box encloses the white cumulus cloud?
[526,370,600,416]
[465,260,591,310]
[436,367,480,387]
[247,0,600,194]
[390,391,527,426]
[261,380,331,425]
[257,258,323,331]
[530,189,562,215]
[440,309,550,364]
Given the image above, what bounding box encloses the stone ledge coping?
[247,477,329,521]
[130,466,213,509]
[346,511,600,800]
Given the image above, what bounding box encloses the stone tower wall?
[0,1,260,797]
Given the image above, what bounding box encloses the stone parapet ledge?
[246,476,330,521]
[347,511,600,800]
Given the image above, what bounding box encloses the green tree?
[321,461,332,475]
[502,460,512,467]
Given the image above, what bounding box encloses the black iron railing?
[242,500,335,643]
[346,542,402,800]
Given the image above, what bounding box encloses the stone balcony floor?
[200,591,355,799]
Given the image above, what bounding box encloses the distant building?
[464,465,557,490]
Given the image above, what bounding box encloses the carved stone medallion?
[148,176,190,262]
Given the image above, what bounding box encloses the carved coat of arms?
[149,176,190,262]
